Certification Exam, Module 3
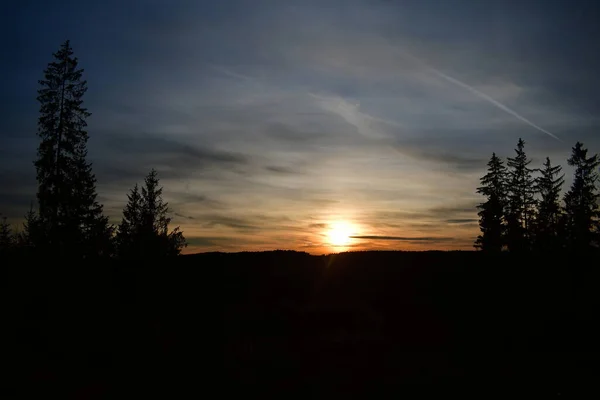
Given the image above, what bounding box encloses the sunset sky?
[2,0,599,254]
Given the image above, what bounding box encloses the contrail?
[210,64,258,84]
[401,51,562,141]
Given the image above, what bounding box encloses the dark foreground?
[3,250,600,396]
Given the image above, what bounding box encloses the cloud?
[400,50,562,142]
[92,132,250,186]
[263,122,330,143]
[351,235,454,242]
[445,219,478,224]
[174,212,195,220]
[201,215,259,231]
[428,203,480,217]
[309,199,340,205]
[98,132,248,165]
[307,92,494,173]
[265,165,299,174]
[197,213,294,232]
[309,92,403,140]
[371,201,479,223]
[392,144,488,172]
[185,236,233,247]
[170,192,227,210]
[3,0,599,254]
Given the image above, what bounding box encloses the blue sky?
[1,0,599,253]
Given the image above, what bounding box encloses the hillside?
[3,250,600,396]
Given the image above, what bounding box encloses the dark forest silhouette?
[475,139,599,253]
[5,251,600,395]
[0,41,186,259]
[2,41,600,396]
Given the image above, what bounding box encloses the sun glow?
[327,221,356,248]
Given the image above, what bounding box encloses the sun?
[327,221,355,247]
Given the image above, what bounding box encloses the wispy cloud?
[265,165,300,174]
[351,235,454,242]
[399,50,562,142]
[446,219,478,224]
[2,0,598,254]
[309,92,403,139]
[174,212,195,220]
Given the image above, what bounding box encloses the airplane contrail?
[401,51,562,142]
[210,64,259,84]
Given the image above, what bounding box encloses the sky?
[1,0,600,254]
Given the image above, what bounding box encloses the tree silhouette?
[71,143,114,258]
[475,153,507,252]
[116,184,142,258]
[116,170,186,259]
[533,157,565,251]
[563,142,600,251]
[19,204,42,251]
[33,40,111,258]
[505,138,536,252]
[0,215,13,251]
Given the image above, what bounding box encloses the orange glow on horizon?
[178,216,477,255]
[326,220,359,252]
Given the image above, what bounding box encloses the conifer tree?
[534,157,564,251]
[20,204,42,250]
[71,143,114,258]
[0,215,13,251]
[116,184,142,258]
[475,153,507,252]
[505,138,536,252]
[117,170,186,258]
[33,40,111,257]
[563,142,600,251]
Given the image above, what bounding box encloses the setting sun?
[327,221,356,247]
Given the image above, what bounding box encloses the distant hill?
[3,250,600,396]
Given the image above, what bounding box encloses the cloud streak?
[3,0,598,254]
[401,51,562,142]
[351,235,454,242]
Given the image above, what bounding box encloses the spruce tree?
[20,204,42,250]
[141,170,169,238]
[475,153,507,252]
[0,215,13,251]
[116,184,142,258]
[563,142,600,251]
[34,40,111,257]
[71,143,114,258]
[534,157,564,251]
[117,170,186,259]
[505,138,536,252]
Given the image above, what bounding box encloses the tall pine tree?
[475,153,507,252]
[34,40,111,258]
[116,184,142,258]
[563,142,600,251]
[534,157,564,251]
[117,170,186,259]
[505,138,536,252]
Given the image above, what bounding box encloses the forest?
[2,41,600,396]
[475,138,599,253]
[0,41,186,261]
[4,251,600,395]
